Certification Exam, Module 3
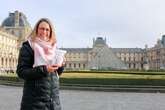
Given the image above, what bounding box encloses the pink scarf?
[28,37,56,67]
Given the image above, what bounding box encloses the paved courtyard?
[0,85,165,110]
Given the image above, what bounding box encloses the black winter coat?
[17,41,63,110]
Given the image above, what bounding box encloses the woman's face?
[37,21,51,41]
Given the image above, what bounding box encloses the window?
[83,64,85,68]
[74,63,76,68]
[69,63,71,68]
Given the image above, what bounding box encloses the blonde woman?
[17,18,64,110]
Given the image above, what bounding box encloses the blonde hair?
[28,18,56,45]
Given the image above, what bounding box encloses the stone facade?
[62,37,146,70]
[0,28,19,72]
[0,11,31,73]
[63,36,165,70]
[145,36,165,70]
[1,10,31,48]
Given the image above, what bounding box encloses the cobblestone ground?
[0,85,165,110]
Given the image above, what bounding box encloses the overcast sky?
[0,0,165,48]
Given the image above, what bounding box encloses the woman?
[17,18,64,110]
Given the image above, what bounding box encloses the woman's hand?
[46,65,59,73]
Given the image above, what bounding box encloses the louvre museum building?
[0,11,165,72]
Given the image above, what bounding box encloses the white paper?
[52,49,67,65]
